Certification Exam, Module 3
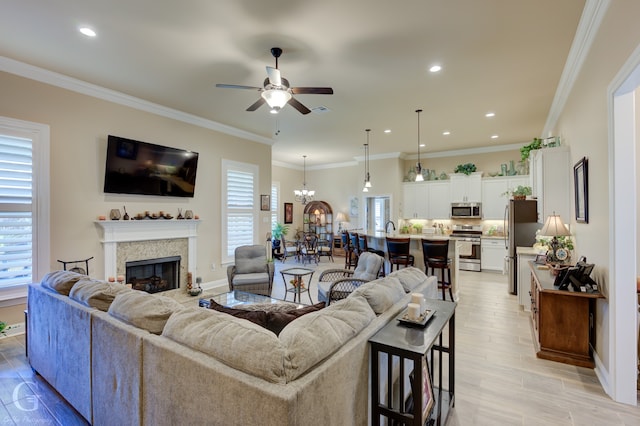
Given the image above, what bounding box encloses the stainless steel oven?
[450,202,482,219]
[450,225,482,272]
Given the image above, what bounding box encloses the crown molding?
[0,56,274,146]
[543,0,610,136]
[405,142,523,160]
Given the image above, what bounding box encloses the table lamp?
[539,213,571,263]
[336,212,348,232]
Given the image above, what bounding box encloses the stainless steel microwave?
[451,202,482,219]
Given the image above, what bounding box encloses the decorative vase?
[508,160,517,176]
[500,164,507,176]
[407,167,416,181]
[109,209,121,220]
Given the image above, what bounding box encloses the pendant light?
[363,129,372,192]
[415,109,424,182]
[294,155,315,204]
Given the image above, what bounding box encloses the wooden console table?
[369,298,456,426]
[528,261,604,368]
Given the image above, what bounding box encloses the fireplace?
[126,255,181,293]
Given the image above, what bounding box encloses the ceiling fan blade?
[288,97,311,115]
[266,66,282,86]
[246,98,266,111]
[216,83,262,91]
[291,87,334,95]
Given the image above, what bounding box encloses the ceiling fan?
[216,47,333,115]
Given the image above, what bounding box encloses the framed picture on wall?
[573,157,589,223]
[284,202,293,224]
[260,195,270,211]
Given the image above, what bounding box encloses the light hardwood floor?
[1,260,638,425]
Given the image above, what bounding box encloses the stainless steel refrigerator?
[504,199,541,295]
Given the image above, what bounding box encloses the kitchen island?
[361,231,461,300]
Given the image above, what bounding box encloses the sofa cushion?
[41,270,87,295]
[350,276,406,314]
[108,291,185,334]
[231,272,269,285]
[69,279,130,311]
[234,245,268,274]
[352,252,384,281]
[208,299,325,336]
[279,295,375,382]
[163,308,287,383]
[388,267,428,292]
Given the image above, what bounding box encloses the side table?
[369,298,456,426]
[280,267,314,304]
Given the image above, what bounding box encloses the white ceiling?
[0,0,586,167]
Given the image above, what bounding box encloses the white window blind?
[0,135,33,287]
[271,183,279,231]
[223,161,258,260]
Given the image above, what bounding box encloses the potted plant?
[520,138,542,161]
[271,222,289,251]
[454,163,477,175]
[412,223,423,234]
[503,185,532,200]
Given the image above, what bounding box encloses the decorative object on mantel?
[109,209,121,220]
[453,163,476,175]
[122,206,130,220]
[294,155,315,204]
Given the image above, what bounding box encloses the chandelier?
[415,109,424,182]
[294,155,315,204]
[362,129,372,192]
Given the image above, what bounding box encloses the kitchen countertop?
[481,235,505,240]
[364,231,450,241]
[517,246,545,255]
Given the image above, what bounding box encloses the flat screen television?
[103,135,199,197]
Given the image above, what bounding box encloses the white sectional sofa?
[27,267,437,425]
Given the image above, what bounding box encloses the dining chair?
[385,237,415,272]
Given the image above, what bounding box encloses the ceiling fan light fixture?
[261,88,292,109]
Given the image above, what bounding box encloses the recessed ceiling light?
[79,27,96,37]
[485,112,495,118]
[384,129,391,133]
[491,134,499,139]
[429,65,442,73]
[442,131,451,136]
[419,143,425,147]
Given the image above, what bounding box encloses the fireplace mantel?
[95,220,200,279]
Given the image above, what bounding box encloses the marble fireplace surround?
[96,220,199,288]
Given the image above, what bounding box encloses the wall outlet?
[211,263,216,271]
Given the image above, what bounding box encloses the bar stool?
[358,233,386,277]
[342,231,358,270]
[421,239,453,301]
[385,237,415,272]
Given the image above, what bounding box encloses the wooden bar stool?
[342,231,358,270]
[421,239,453,301]
[385,237,415,272]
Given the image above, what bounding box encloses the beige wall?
[0,72,272,296]
[552,0,640,398]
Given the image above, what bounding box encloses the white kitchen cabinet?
[481,238,507,272]
[481,176,530,219]
[402,182,428,219]
[529,146,570,224]
[450,173,482,203]
[517,250,538,311]
[427,181,451,219]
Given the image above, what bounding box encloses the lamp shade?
[261,88,291,109]
[539,214,571,237]
[336,212,348,222]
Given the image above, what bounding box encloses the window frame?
[0,116,50,302]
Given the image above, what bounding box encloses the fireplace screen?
[126,256,181,293]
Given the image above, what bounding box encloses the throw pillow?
[388,267,428,292]
[350,276,406,314]
[108,291,185,334]
[209,299,325,336]
[41,270,87,295]
[69,279,131,311]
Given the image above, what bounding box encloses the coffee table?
[280,267,314,304]
[198,290,281,309]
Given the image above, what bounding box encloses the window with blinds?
[271,183,279,231]
[0,135,33,288]
[223,160,258,261]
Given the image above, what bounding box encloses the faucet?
[385,220,396,234]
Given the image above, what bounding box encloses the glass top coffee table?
[280,267,315,304]
[198,290,281,309]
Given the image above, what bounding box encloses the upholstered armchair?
[316,252,385,304]
[227,245,274,296]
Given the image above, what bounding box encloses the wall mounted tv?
[103,135,199,197]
